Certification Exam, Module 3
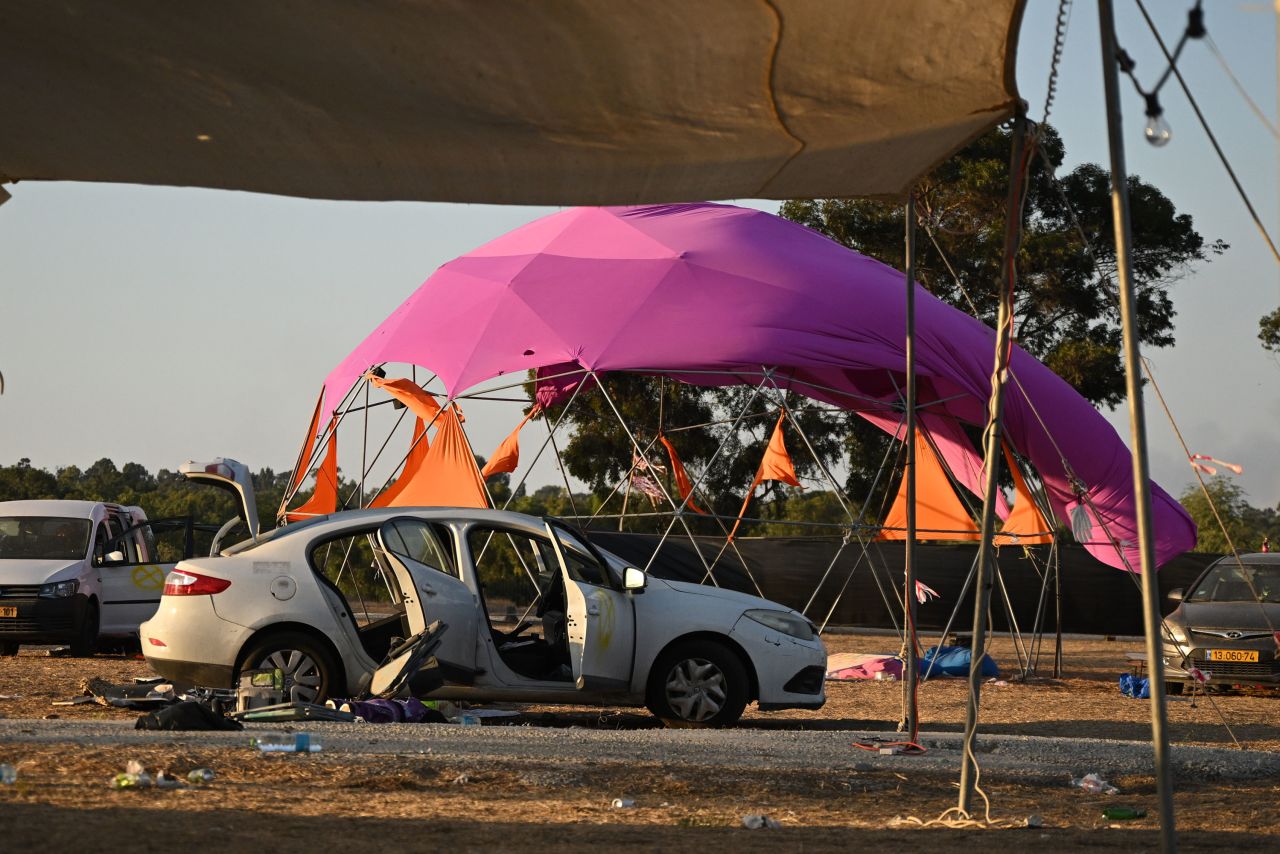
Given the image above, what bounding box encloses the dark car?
[1162,553,1280,692]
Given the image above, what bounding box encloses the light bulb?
[1144,112,1172,147]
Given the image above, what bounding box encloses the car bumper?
[140,594,252,688]
[0,593,89,643]
[1163,644,1280,686]
[731,617,828,711]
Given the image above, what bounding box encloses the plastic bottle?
[252,732,322,753]
[1102,807,1146,820]
[187,768,216,784]
[0,763,16,785]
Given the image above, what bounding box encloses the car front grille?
[0,585,41,599]
[0,616,74,634]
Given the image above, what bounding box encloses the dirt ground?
[1,631,1278,851]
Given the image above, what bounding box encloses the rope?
[1204,34,1280,140]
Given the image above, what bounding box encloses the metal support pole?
[1097,2,1177,849]
[957,109,1026,814]
[900,193,920,737]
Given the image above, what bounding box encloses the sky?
[2,1,1278,512]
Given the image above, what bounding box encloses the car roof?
[0,499,107,518]
[222,506,553,555]
[1213,553,1280,565]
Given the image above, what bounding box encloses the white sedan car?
[141,509,826,727]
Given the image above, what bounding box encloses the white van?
[0,458,259,656]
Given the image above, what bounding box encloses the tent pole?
[900,192,920,737]
[1097,2,1177,848]
[957,108,1026,815]
[1054,539,1064,678]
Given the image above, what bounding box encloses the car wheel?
[0,642,19,656]
[240,632,341,704]
[646,639,749,728]
[69,601,99,657]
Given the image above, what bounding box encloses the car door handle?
[586,603,600,616]
[421,585,437,596]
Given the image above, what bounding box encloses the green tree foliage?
[1260,307,1280,354]
[1179,476,1279,554]
[780,125,1225,410]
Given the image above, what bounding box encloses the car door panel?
[377,519,478,672]
[545,520,634,691]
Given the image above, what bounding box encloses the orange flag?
[369,375,442,423]
[658,433,708,514]
[285,420,339,522]
[994,446,1053,545]
[286,390,325,498]
[390,404,489,509]
[481,408,537,479]
[877,427,979,541]
[730,412,802,539]
[371,417,430,508]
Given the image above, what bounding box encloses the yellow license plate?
[0,606,16,618]
[1207,649,1259,663]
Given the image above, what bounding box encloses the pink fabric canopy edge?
[324,203,1196,570]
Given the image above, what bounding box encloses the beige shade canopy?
[2,0,1025,204]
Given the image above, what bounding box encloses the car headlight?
[744,609,815,641]
[38,580,80,598]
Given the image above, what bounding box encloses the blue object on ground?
[1119,673,1151,699]
[920,645,999,678]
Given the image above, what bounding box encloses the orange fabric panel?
[658,434,708,515]
[730,412,802,539]
[370,376,443,424]
[481,409,536,479]
[878,428,980,541]
[388,405,489,509]
[995,446,1054,544]
[287,390,325,496]
[285,424,339,522]
[371,417,430,508]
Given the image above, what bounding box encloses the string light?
[1113,1,1206,147]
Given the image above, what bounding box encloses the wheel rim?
[663,657,727,722]
[256,648,324,703]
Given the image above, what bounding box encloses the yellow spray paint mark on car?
[132,564,165,591]
[592,589,616,649]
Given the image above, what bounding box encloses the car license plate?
[0,606,16,618]
[1206,649,1259,663]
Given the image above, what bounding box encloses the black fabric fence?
[586,532,1221,637]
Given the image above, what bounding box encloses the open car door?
[375,517,477,674]
[544,519,635,692]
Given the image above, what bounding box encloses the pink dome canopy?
[325,203,1195,570]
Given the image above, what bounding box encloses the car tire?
[69,601,99,657]
[240,631,342,704]
[646,639,749,728]
[0,642,19,656]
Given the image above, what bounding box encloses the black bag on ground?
[136,700,243,731]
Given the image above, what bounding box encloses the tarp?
[324,203,1196,570]
[3,1,1024,204]
[285,426,338,522]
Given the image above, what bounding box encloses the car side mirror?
[1167,588,1183,602]
[623,566,647,592]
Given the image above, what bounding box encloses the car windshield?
[0,516,92,560]
[1187,563,1280,604]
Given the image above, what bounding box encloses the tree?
[1179,476,1278,554]
[1260,308,1280,354]
[780,124,1225,409]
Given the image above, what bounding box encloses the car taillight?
[163,569,231,596]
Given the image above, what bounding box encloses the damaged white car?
[141,509,826,727]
